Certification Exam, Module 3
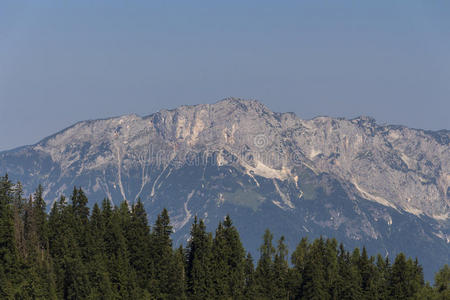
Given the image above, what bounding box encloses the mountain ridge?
[0,98,448,280]
[1,97,448,220]
[3,97,446,153]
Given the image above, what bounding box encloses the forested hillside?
[0,175,448,299]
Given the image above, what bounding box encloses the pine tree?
[434,264,450,299]
[390,253,424,299]
[47,192,92,298]
[150,208,177,298]
[11,181,26,259]
[273,236,289,299]
[243,252,257,299]
[358,246,376,299]
[20,185,57,299]
[33,184,48,249]
[167,245,187,299]
[290,237,308,298]
[0,175,22,298]
[186,217,214,299]
[47,196,66,298]
[223,215,246,298]
[85,203,113,299]
[324,238,339,300]
[374,254,391,300]
[390,253,409,299]
[211,215,245,299]
[255,229,276,299]
[104,204,137,299]
[127,199,152,294]
[336,243,362,300]
[409,258,425,296]
[414,282,439,300]
[301,237,329,300]
[211,221,228,298]
[71,187,90,254]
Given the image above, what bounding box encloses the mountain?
[0,98,448,280]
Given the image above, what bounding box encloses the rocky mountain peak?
[0,98,448,280]
[215,97,270,111]
[14,99,448,222]
[350,115,377,127]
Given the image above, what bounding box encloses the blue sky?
[1,1,449,150]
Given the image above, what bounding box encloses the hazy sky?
[1,1,449,151]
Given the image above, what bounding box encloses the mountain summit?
[1,98,448,280]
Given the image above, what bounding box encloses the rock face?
[0,98,448,280]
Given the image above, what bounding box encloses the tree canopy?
[0,176,448,299]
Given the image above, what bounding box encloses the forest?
[0,174,448,299]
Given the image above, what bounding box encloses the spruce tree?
[336,243,362,300]
[20,185,57,299]
[390,253,424,299]
[47,196,66,298]
[56,193,90,299]
[243,252,257,299]
[273,236,289,299]
[11,181,26,259]
[70,187,91,265]
[85,203,113,299]
[167,245,187,299]
[414,282,439,300]
[434,264,450,299]
[324,238,339,300]
[255,229,276,299]
[301,237,329,300]
[409,258,425,296]
[33,184,48,249]
[127,199,152,294]
[186,217,213,299]
[150,208,176,298]
[211,215,245,299]
[0,175,21,298]
[290,237,308,298]
[358,246,376,299]
[211,221,228,298]
[374,254,391,300]
[104,204,137,299]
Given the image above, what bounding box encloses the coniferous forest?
[0,175,449,300]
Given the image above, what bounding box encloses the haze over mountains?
[0,98,448,280]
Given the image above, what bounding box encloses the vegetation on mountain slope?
[0,175,448,299]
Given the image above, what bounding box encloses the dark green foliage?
[289,237,308,298]
[150,208,186,299]
[243,252,257,299]
[169,245,187,299]
[0,174,21,298]
[211,215,246,299]
[390,253,424,299]
[255,229,276,299]
[85,203,113,299]
[186,217,214,299]
[301,237,329,300]
[0,177,446,299]
[374,254,391,300]
[273,236,289,299]
[336,243,362,300]
[105,202,137,299]
[434,264,450,299]
[127,199,152,293]
[32,184,49,249]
